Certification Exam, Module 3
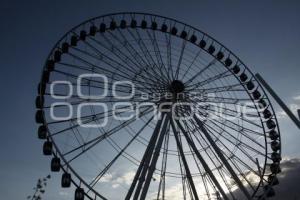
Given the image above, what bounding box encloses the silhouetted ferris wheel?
[35,12,282,200]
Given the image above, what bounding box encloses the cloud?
[293,95,300,101]
[148,182,184,200]
[276,110,288,119]
[270,157,300,199]
[98,173,113,183]
[98,170,135,189]
[114,171,135,185]
[276,103,300,120]
[94,159,300,199]
[232,157,300,199]
[157,158,300,200]
[59,191,69,196]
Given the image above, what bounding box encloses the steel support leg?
[139,116,170,200]
[256,73,300,129]
[170,117,199,200]
[125,113,169,200]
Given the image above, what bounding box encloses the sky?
[0,0,300,199]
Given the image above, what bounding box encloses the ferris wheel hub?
[169,80,185,94]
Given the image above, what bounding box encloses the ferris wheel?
[35,12,282,200]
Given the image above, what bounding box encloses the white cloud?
[148,182,183,200]
[289,103,300,111]
[99,173,113,183]
[271,157,300,199]
[153,158,300,200]
[97,170,135,189]
[276,110,288,119]
[233,157,300,200]
[59,191,69,196]
[112,183,120,188]
[276,103,300,119]
[293,95,300,101]
[114,171,135,185]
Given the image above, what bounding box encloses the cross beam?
[256,73,300,129]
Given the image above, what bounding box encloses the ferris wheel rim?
[36,12,282,200]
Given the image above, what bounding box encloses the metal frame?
[36,12,282,200]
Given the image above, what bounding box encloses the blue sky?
[0,0,300,199]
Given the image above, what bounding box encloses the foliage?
[26,175,51,200]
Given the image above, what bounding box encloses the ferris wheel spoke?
[42,97,157,111]
[88,33,167,87]
[67,42,139,81]
[108,29,151,68]
[108,29,168,86]
[128,28,170,83]
[48,102,154,139]
[54,62,132,87]
[181,49,203,80]
[52,67,164,96]
[61,107,154,163]
[190,118,255,180]
[200,123,265,188]
[186,69,233,90]
[183,101,254,131]
[47,102,117,126]
[63,50,138,82]
[197,115,265,159]
[146,28,171,82]
[192,115,252,200]
[156,125,170,200]
[176,139,188,200]
[88,115,154,190]
[174,118,230,200]
[138,115,170,200]
[188,83,244,94]
[86,33,144,73]
[56,61,163,92]
[205,122,264,172]
[67,46,164,91]
[164,32,175,80]
[202,110,265,149]
[175,39,187,80]
[46,76,138,95]
[170,117,200,200]
[197,122,260,180]
[182,121,236,197]
[198,103,263,129]
[184,59,216,85]
[125,114,165,200]
[184,132,212,199]
[229,157,257,191]
[71,30,153,81]
[194,95,253,105]
[186,97,263,132]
